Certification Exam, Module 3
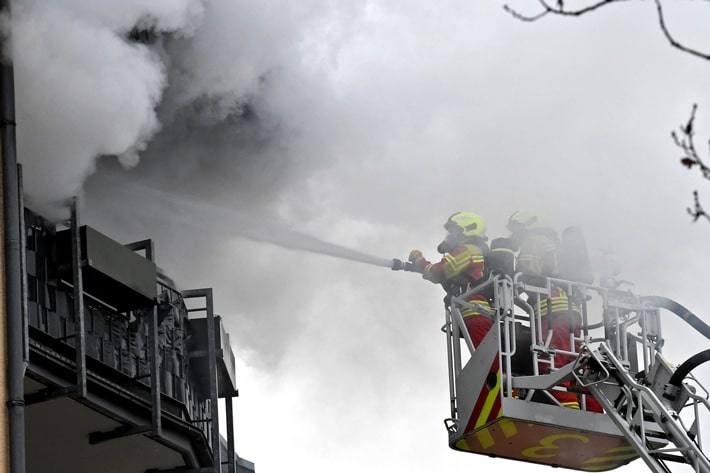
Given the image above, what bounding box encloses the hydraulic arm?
[576,344,710,473]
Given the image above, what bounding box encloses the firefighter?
[507,210,582,409]
[408,211,493,349]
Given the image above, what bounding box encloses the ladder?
[576,343,710,473]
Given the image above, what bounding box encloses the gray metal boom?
[578,341,710,473]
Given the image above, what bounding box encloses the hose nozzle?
[391,258,415,272]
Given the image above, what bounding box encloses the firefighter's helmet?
[507,210,549,233]
[444,211,487,238]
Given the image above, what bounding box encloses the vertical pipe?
[1,0,26,469]
[226,396,235,473]
[17,163,27,364]
[444,306,457,419]
[70,198,86,398]
[148,304,162,436]
[205,290,221,473]
[497,278,514,397]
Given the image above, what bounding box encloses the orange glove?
[408,250,423,263]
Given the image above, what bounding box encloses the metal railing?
[444,272,708,421]
[23,207,230,469]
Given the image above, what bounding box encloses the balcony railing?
[23,206,241,472]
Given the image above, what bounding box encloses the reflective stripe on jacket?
[516,232,558,277]
[516,230,579,317]
[419,243,491,317]
[537,286,581,317]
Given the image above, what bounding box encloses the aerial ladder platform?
[444,274,710,472]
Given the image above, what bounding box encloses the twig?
[688,191,710,223]
[655,0,710,62]
[673,104,710,179]
[673,105,710,223]
[503,0,624,22]
[505,0,710,63]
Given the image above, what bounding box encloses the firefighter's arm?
[422,246,474,283]
[408,249,447,282]
[408,250,429,273]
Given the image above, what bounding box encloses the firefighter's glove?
[407,250,426,273]
[408,250,423,263]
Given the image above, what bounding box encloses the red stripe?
[486,390,502,423]
[464,385,489,433]
[463,361,498,433]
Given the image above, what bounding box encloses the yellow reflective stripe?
[443,252,468,272]
[561,401,580,409]
[461,310,492,317]
[438,245,484,279]
[583,453,639,464]
[475,428,495,449]
[461,305,491,317]
[475,373,501,429]
[516,254,540,274]
[516,254,535,263]
[454,439,471,451]
[607,446,637,453]
[491,247,514,256]
[500,418,518,438]
[539,297,580,315]
[582,446,638,470]
[442,253,482,278]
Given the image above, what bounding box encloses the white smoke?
[9,2,710,472]
[11,0,203,217]
[12,0,376,368]
[11,0,367,220]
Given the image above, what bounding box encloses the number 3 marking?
[522,434,590,459]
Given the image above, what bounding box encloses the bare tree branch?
[503,0,625,22]
[654,0,710,61]
[505,0,710,62]
[688,191,710,223]
[673,104,710,223]
[503,4,549,22]
[672,104,710,179]
[503,1,710,222]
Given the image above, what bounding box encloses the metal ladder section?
[577,344,710,473]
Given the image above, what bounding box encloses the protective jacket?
[412,242,491,318]
[516,229,580,317]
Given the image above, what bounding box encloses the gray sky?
[10,1,710,472]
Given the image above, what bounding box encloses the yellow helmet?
[507,210,549,233]
[444,211,487,238]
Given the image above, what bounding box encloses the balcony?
[22,206,252,473]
